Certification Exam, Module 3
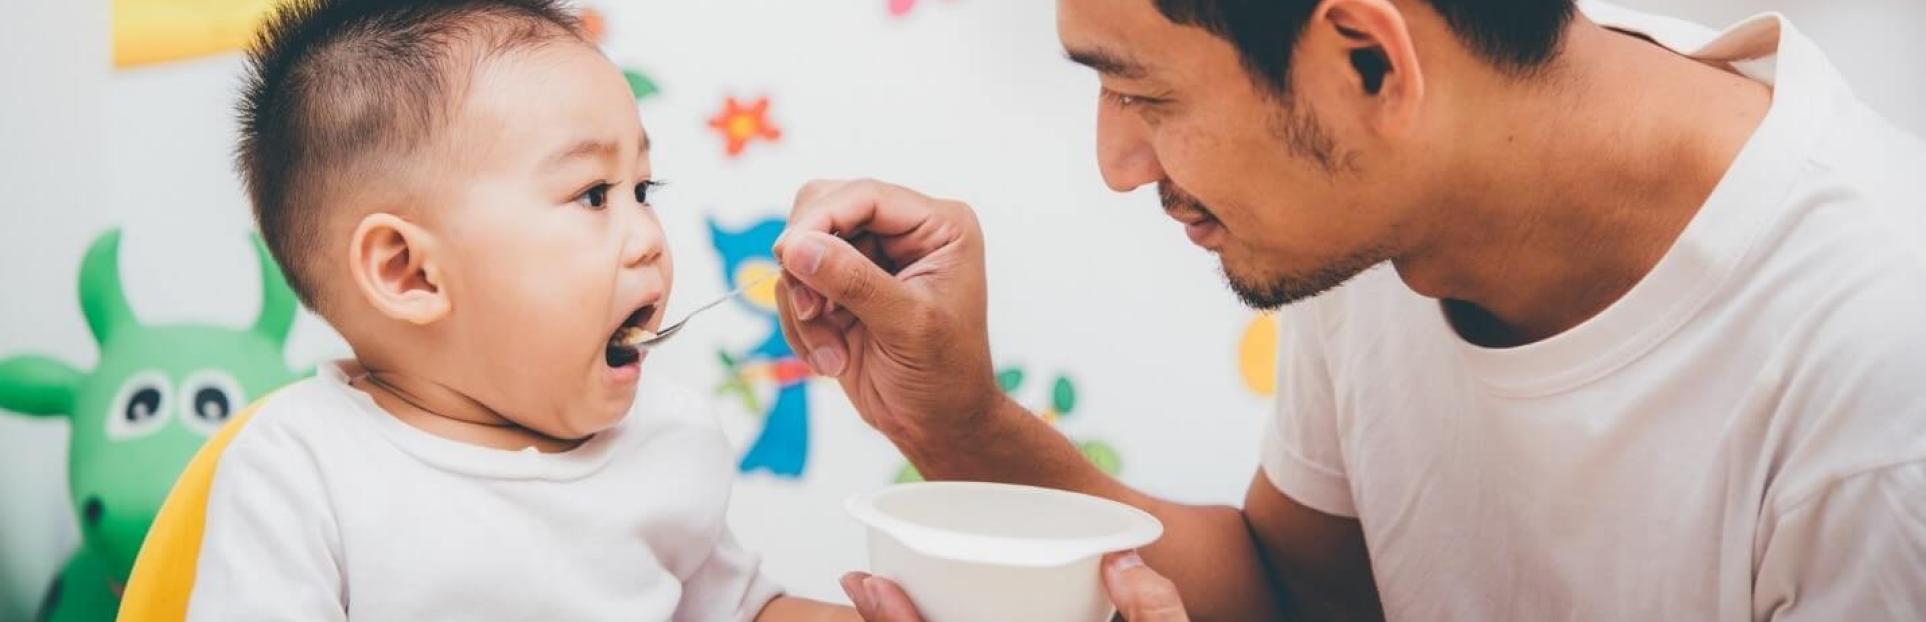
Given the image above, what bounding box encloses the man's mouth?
[1159,183,1225,249]
[1179,214,1225,247]
[604,305,657,368]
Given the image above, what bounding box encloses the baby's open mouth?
[604,305,658,368]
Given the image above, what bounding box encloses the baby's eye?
[575,183,612,209]
[634,180,665,205]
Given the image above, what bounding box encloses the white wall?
[0,2,109,618]
[0,3,350,618]
[1,1,1921,618]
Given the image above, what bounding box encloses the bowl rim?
[846,481,1165,568]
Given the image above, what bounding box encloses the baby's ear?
[347,213,451,325]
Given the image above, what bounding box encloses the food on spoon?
[613,326,658,347]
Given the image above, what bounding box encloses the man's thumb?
[1104,552,1190,622]
[779,231,911,320]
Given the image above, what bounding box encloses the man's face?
[421,41,670,438]
[1058,0,1413,309]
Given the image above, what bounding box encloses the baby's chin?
[577,390,641,434]
[511,390,635,442]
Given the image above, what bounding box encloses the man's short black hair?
[1153,0,1577,95]
[237,0,583,311]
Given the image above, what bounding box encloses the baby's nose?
[619,215,665,267]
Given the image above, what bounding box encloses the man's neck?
[1396,17,1772,347]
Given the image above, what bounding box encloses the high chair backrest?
[117,394,275,622]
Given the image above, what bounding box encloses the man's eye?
[575,183,611,209]
[1101,88,1163,110]
[634,180,665,205]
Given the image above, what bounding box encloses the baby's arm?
[676,533,856,620]
[185,417,346,621]
[673,524,858,621]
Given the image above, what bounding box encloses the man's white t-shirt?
[1261,4,1926,621]
[186,363,782,621]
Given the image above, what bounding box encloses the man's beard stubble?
[1158,102,1387,311]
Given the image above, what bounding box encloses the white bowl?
[847,481,1164,622]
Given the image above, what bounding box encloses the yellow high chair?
[117,396,272,622]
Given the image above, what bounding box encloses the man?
[774,0,1926,619]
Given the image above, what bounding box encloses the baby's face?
[421,40,668,438]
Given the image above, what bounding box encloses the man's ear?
[347,213,451,325]
[1307,0,1425,134]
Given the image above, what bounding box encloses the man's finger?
[792,179,851,213]
[840,573,881,620]
[775,178,854,258]
[822,305,859,333]
[794,311,849,377]
[776,278,846,375]
[774,280,821,367]
[778,230,915,324]
[863,576,925,622]
[1104,552,1190,622]
[786,179,937,240]
[840,573,925,622]
[786,275,823,321]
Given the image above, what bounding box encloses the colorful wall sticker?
[1238,313,1278,397]
[112,0,284,69]
[579,6,660,101]
[708,96,783,158]
[709,217,813,479]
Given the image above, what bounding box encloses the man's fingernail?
[795,236,828,276]
[863,577,886,606]
[790,287,816,319]
[840,574,868,606]
[807,291,826,319]
[1112,551,1145,571]
[812,347,846,376]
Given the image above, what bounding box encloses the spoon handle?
[685,272,776,323]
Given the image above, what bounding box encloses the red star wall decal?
[707,96,783,157]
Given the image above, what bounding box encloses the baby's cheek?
[477,297,582,369]
[659,253,675,298]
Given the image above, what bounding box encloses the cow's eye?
[179,370,245,436]
[106,371,172,440]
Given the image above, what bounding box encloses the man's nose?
[1096,104,1164,193]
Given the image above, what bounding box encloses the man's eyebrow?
[1065,46,1149,79]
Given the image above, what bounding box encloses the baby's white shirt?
[185,362,781,621]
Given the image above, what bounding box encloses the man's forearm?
[898,398,1287,621]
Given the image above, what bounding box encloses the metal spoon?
[618,272,777,350]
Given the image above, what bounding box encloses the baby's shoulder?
[219,375,373,464]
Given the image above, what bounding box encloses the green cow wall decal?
[0,229,307,622]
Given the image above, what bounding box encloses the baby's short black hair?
[237,0,583,311]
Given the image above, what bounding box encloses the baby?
[188,0,852,619]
